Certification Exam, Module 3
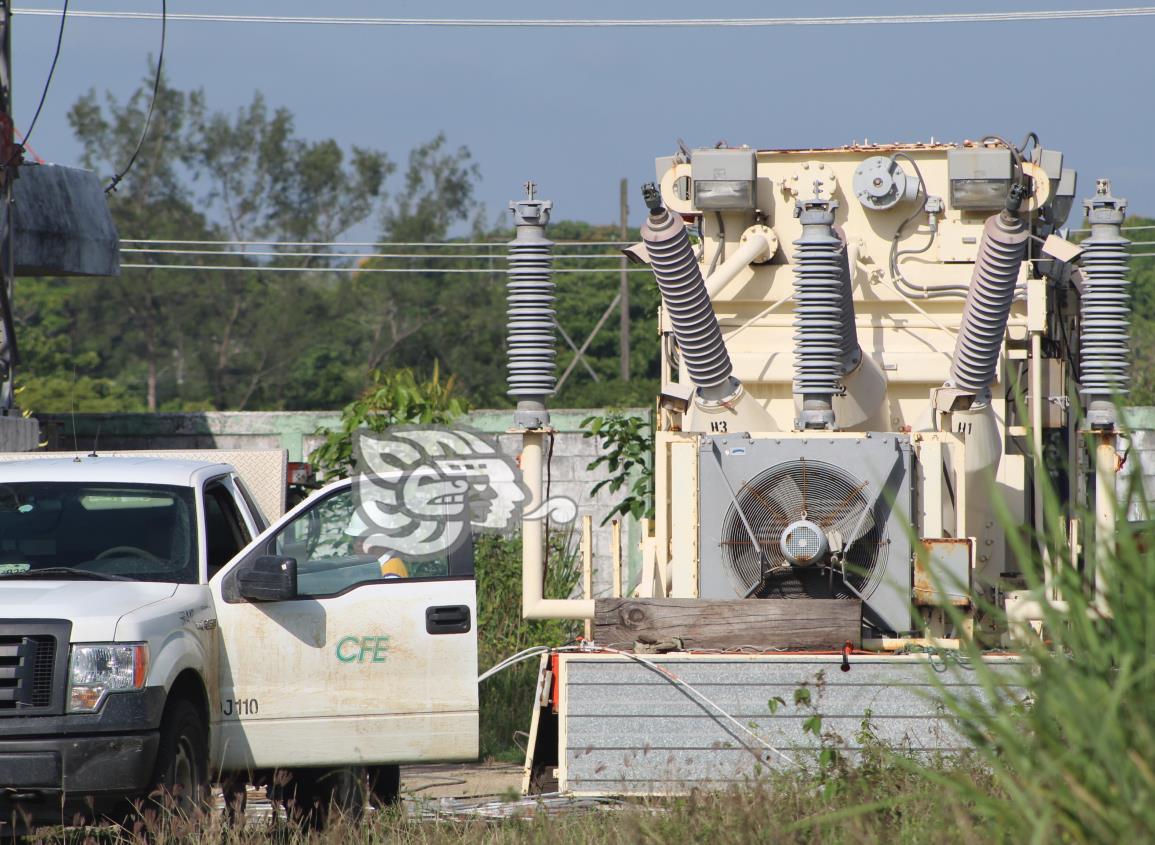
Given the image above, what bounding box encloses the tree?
[65,64,211,411]
[349,134,485,379]
[180,93,392,409]
[1123,215,1155,405]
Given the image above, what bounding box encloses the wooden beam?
[594,598,862,649]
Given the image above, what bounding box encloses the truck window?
[270,485,472,598]
[0,482,198,583]
[204,481,251,579]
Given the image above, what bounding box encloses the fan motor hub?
[780,519,829,567]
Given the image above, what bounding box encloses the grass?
[28,754,1006,845]
[920,443,1155,843]
[475,532,580,761]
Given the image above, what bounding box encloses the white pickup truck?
[0,453,479,831]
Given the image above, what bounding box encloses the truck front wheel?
[146,699,211,823]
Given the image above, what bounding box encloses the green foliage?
[308,366,470,479]
[1123,215,1155,404]
[581,410,654,523]
[19,74,664,414]
[475,532,580,761]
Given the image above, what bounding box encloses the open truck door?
[208,477,478,772]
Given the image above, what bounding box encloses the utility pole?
[618,177,630,382]
[0,2,17,412]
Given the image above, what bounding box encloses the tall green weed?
[475,532,580,760]
[927,435,1155,842]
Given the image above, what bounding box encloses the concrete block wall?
[1121,408,1155,522]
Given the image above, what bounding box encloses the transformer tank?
[510,137,1130,794]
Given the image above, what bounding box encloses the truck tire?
[283,766,365,830]
[147,699,211,822]
[368,764,401,808]
[119,698,210,835]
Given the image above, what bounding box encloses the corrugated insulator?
[1079,181,1130,426]
[506,192,556,424]
[835,232,861,372]
[792,200,845,426]
[642,206,735,400]
[949,213,1029,394]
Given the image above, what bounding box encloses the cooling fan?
[720,457,887,600]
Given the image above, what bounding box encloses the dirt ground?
[228,762,527,823]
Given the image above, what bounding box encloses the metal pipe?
[521,430,594,620]
[1094,434,1116,614]
[704,226,776,298]
[1030,330,1052,591]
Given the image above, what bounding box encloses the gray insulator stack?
[792,199,845,429]
[1079,180,1130,429]
[507,187,555,429]
[642,194,738,402]
[948,212,1029,396]
[835,231,862,373]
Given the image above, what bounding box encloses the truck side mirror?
[236,555,298,602]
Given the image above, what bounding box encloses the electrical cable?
[479,641,801,768]
[14,0,68,156]
[104,0,165,193]
[119,247,634,261]
[887,152,969,299]
[586,643,800,768]
[117,262,654,274]
[118,238,632,248]
[13,7,1155,27]
[477,646,552,683]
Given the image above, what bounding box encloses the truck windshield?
[0,482,199,583]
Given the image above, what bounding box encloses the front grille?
[30,638,56,708]
[0,635,58,711]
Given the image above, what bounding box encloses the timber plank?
[594,598,861,649]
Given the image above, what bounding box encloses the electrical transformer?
[509,134,1132,793]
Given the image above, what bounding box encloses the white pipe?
[521,430,595,620]
[704,230,774,298]
[1094,436,1116,615]
[1030,331,1053,596]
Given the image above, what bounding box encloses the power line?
[13,7,1155,28]
[120,247,629,261]
[17,0,67,152]
[104,0,164,192]
[119,262,653,274]
[117,238,631,247]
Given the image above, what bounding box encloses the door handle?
[426,605,471,635]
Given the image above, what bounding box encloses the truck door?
[208,479,478,771]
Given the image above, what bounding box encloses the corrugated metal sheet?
[0,449,286,518]
[559,653,1021,795]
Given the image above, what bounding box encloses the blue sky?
[11,1,1155,235]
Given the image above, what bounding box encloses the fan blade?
[763,474,805,518]
[829,503,875,544]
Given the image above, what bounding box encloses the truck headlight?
[68,644,148,712]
